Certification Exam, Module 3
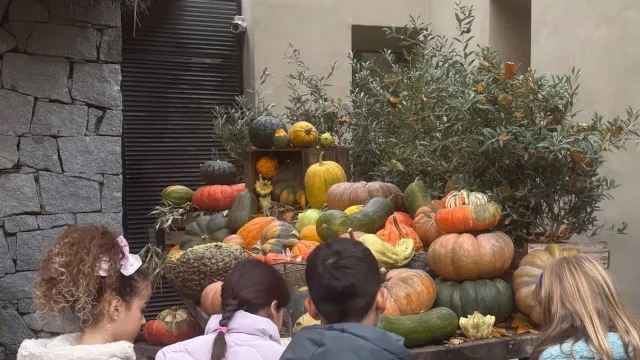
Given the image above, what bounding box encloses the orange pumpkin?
[414,201,446,249]
[384,212,414,228]
[256,156,279,179]
[265,253,287,265]
[435,202,502,233]
[237,217,276,250]
[382,269,436,316]
[377,215,423,252]
[192,183,246,212]
[142,307,199,345]
[291,240,319,260]
[261,221,298,243]
[289,121,318,148]
[223,235,246,247]
[428,232,514,281]
[299,225,321,243]
[168,245,181,253]
[201,282,223,316]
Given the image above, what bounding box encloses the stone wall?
[0,0,123,357]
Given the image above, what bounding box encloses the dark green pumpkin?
[348,197,394,234]
[200,160,237,185]
[434,278,514,323]
[403,178,431,217]
[227,190,258,233]
[180,214,232,250]
[316,210,351,241]
[249,116,287,149]
[378,307,458,348]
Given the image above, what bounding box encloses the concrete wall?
[0,0,123,357]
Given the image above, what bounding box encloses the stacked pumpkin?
[249,116,338,150]
[192,159,247,213]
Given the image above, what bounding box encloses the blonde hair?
[532,255,640,360]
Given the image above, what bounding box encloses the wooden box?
[242,147,350,194]
[153,213,199,248]
[527,241,610,269]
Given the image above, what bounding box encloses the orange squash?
[414,200,445,249]
[291,240,319,260]
[382,269,436,316]
[256,156,279,179]
[436,190,501,233]
[384,212,414,228]
[201,282,223,316]
[377,215,423,252]
[299,225,321,243]
[261,221,298,243]
[223,235,246,247]
[192,183,246,212]
[237,217,276,250]
[289,121,318,148]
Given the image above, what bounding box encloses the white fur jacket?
[18,333,136,360]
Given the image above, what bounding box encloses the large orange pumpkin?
[382,269,436,316]
[414,201,445,249]
[201,282,223,316]
[289,121,318,148]
[299,225,321,243]
[384,212,414,228]
[435,202,502,233]
[237,217,276,250]
[428,232,514,281]
[142,307,199,345]
[512,244,579,324]
[192,183,246,212]
[377,215,422,252]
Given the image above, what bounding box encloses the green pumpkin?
[249,116,287,149]
[316,210,351,241]
[272,159,304,207]
[273,129,290,149]
[161,185,194,207]
[348,197,394,234]
[403,178,431,217]
[295,209,323,232]
[434,278,514,323]
[180,214,232,250]
[227,190,258,233]
[199,160,237,185]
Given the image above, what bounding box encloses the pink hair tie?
[96,236,143,277]
[217,327,228,334]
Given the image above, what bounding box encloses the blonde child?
[18,226,151,360]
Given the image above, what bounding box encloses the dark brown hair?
[212,259,290,360]
[34,225,150,326]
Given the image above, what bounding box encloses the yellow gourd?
[299,225,322,243]
[344,205,363,215]
[293,313,321,333]
[459,311,495,340]
[304,152,347,209]
[358,232,414,268]
[289,121,318,148]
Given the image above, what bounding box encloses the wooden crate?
[527,241,610,269]
[153,213,199,248]
[242,147,350,193]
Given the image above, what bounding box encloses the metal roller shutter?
[122,0,243,317]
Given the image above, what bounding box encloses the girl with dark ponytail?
[156,259,291,360]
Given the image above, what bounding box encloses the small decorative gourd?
[459,311,495,340]
[256,156,279,179]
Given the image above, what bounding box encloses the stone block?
[64,172,102,183]
[49,0,121,27]
[0,90,35,136]
[0,272,36,301]
[3,215,38,233]
[102,175,122,212]
[99,27,121,62]
[22,313,80,334]
[30,102,87,137]
[0,174,39,218]
[87,108,104,134]
[4,22,35,40]
[8,0,48,22]
[37,214,74,230]
[71,63,121,110]
[0,136,18,169]
[1,54,70,103]
[5,235,15,260]
[18,137,61,173]
[39,172,100,214]
[58,137,121,174]
[0,232,15,276]
[76,212,122,235]
[0,305,35,346]
[98,110,122,136]
[17,299,33,314]
[17,227,66,271]
[0,28,16,56]
[27,24,98,60]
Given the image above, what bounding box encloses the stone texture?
[3,215,38,233]
[27,24,98,60]
[17,227,67,271]
[8,0,48,22]
[0,28,16,56]
[87,108,103,134]
[4,22,35,40]
[0,232,15,276]
[0,136,18,169]
[6,235,15,260]
[76,213,123,235]
[18,137,61,173]
[19,167,36,174]
[99,27,122,62]
[17,299,33,314]
[0,305,35,346]
[30,102,88,137]
[102,175,122,212]
[39,172,101,214]
[0,90,35,136]
[71,63,122,110]
[37,214,74,230]
[23,313,80,334]
[1,54,70,103]
[0,0,8,21]
[98,110,122,136]
[49,0,121,27]
[0,272,36,300]
[0,174,39,218]
[58,137,121,174]
[64,172,102,183]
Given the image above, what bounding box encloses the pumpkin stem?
[414,177,420,183]
[347,228,357,241]
[318,152,325,165]
[392,215,407,238]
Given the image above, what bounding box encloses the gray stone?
[0,233,15,276]
[64,172,102,183]
[0,345,4,359]
[17,299,33,314]
[98,110,122,136]
[76,213,122,235]
[5,236,15,260]
[8,0,48,22]
[0,28,16,56]
[39,172,100,214]
[31,102,87,137]
[0,305,35,346]
[0,0,9,21]
[71,63,121,110]
[58,137,121,174]
[87,108,104,134]
[37,214,74,230]
[0,272,36,300]
[27,24,98,60]
[1,54,70,103]
[19,167,36,174]
[4,22,35,40]
[102,175,122,212]
[22,313,80,334]
[3,215,38,233]
[18,137,61,173]
[0,174,39,218]
[0,136,18,169]
[0,90,34,136]
[49,0,121,27]
[99,28,121,62]
[17,227,66,271]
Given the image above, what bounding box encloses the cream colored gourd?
[459,311,495,340]
[358,232,414,268]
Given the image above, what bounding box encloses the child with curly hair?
[18,225,151,360]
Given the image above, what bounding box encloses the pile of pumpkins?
[248,116,337,150]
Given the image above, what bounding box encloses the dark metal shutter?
[121,0,243,317]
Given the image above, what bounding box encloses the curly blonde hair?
[34,226,150,326]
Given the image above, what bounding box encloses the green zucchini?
[348,197,394,233]
[378,307,458,348]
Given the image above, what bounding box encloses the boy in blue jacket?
[280,238,412,360]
